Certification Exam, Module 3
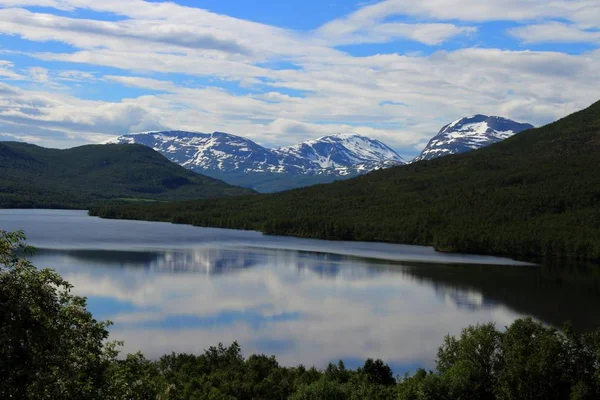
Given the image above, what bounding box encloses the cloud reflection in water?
[30,246,522,373]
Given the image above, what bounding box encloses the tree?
[496,318,585,400]
[0,230,117,399]
[359,359,396,386]
[436,322,501,399]
[397,318,600,400]
[325,360,351,384]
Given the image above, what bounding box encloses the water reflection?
[435,286,497,311]
[399,262,600,332]
[28,246,600,373]
[35,248,261,275]
[34,248,391,278]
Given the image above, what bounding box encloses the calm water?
[2,209,599,373]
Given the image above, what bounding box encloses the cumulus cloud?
[0,8,253,55]
[0,2,335,60]
[0,82,167,145]
[510,22,600,44]
[0,45,598,153]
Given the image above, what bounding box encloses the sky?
[0,0,599,159]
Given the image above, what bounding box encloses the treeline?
[93,321,600,400]
[90,100,600,261]
[2,230,600,399]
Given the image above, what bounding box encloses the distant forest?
[90,100,600,262]
[0,142,253,209]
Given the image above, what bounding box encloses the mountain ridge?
[413,115,534,162]
[108,131,406,192]
[0,141,253,209]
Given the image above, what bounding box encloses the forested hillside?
[0,142,253,208]
[90,101,600,261]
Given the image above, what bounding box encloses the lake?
[1,209,599,374]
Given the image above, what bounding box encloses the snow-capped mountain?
[274,133,403,175]
[112,130,284,173]
[413,115,534,162]
[107,131,406,192]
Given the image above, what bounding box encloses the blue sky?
[0,0,599,158]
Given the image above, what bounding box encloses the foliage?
[0,230,117,399]
[90,100,600,261]
[398,319,600,400]
[92,320,600,400]
[0,142,254,209]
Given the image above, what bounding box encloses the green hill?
[0,142,254,209]
[89,101,600,261]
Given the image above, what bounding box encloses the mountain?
[108,131,406,192]
[273,133,403,174]
[413,115,534,162]
[91,100,600,261]
[0,142,253,209]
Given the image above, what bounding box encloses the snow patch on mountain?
[107,131,406,177]
[413,115,534,162]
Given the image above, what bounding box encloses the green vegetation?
[0,142,253,209]
[0,230,116,399]
[90,100,600,261]
[2,230,600,399]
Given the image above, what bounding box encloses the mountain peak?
[275,133,406,170]
[413,115,534,162]
[108,130,405,191]
[315,132,368,140]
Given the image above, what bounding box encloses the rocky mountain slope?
[108,131,406,192]
[413,115,534,162]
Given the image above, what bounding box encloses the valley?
[90,100,600,261]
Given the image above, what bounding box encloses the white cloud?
[324,0,600,26]
[0,8,252,55]
[56,70,95,81]
[0,60,25,80]
[510,22,600,44]
[0,3,335,60]
[0,46,598,153]
[104,75,178,92]
[0,82,166,145]
[318,21,476,46]
[27,66,50,82]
